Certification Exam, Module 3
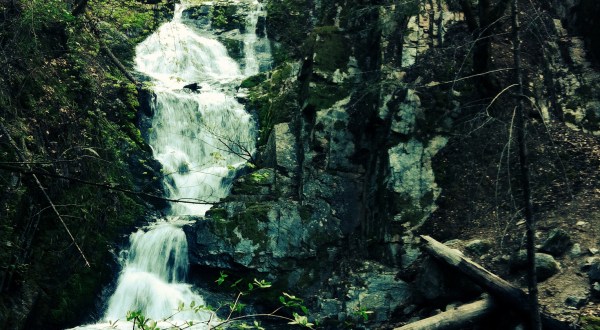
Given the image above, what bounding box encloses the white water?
[73,1,270,329]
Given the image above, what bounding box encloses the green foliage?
[0,0,164,327]
[582,316,600,330]
[352,307,374,322]
[307,26,350,73]
[210,5,246,31]
[123,274,314,329]
[89,0,171,44]
[244,63,300,145]
[265,0,312,63]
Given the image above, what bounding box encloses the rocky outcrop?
[532,0,600,135]
[182,0,272,71]
[184,0,458,326]
[185,0,599,327]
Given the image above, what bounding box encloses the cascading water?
[73,1,270,329]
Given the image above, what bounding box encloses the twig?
[0,122,91,267]
[0,163,215,205]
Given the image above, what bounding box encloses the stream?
[73,1,270,328]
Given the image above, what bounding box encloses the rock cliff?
[184,0,600,328]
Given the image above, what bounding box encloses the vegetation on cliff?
[0,0,172,328]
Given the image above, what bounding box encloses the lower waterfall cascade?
[72,1,271,329]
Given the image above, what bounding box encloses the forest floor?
[423,118,600,327]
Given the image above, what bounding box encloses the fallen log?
[394,296,494,330]
[420,235,570,330]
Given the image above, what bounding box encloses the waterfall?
[73,1,270,329]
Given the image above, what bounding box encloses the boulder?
[591,282,600,298]
[511,251,560,281]
[565,296,587,309]
[465,239,492,256]
[183,82,201,92]
[589,259,600,282]
[540,228,573,256]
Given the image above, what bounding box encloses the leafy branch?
[120,274,316,330]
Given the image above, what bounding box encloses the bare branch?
[0,163,215,205]
[0,122,91,267]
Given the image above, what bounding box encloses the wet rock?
[387,136,447,227]
[391,89,422,136]
[581,257,600,271]
[536,253,561,281]
[261,123,299,198]
[183,82,201,92]
[540,228,573,256]
[138,87,156,117]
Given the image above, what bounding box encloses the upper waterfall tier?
[135,21,242,86]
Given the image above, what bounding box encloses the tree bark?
[420,235,570,330]
[394,297,494,330]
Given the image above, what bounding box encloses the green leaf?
[216,271,228,285]
[301,305,309,315]
[288,312,314,328]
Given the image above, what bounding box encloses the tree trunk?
[420,235,570,329]
[394,297,494,330]
[511,0,542,328]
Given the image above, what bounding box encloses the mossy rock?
[214,203,273,248]
[240,72,268,89]
[309,26,351,74]
[245,62,300,145]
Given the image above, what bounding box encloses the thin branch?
[0,163,214,205]
[485,83,518,115]
[419,67,514,88]
[0,122,91,267]
[84,11,138,85]
[32,173,91,266]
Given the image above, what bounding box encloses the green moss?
[239,203,272,223]
[240,73,268,89]
[230,169,274,195]
[310,26,350,73]
[211,5,245,31]
[245,62,300,145]
[213,203,272,248]
[299,205,313,222]
[206,208,228,220]
[265,0,313,63]
[306,81,347,110]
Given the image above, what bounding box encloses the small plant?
[353,306,374,322]
[123,274,316,329]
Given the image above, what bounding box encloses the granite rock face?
[183,0,452,324]
[185,0,600,326]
